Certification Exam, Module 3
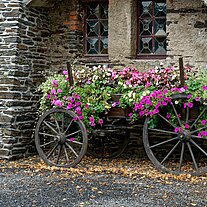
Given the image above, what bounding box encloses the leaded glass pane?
[100,4,108,19]
[87,21,99,36]
[87,4,99,19]
[140,1,153,18]
[140,19,152,35]
[154,19,166,36]
[87,38,99,54]
[155,2,166,17]
[154,37,166,54]
[100,37,108,54]
[100,21,108,36]
[140,37,153,54]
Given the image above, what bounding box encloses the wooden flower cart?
[35,59,207,176]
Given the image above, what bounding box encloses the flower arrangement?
[38,64,207,137]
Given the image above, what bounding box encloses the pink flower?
[54,100,63,107]
[201,120,206,125]
[98,119,104,126]
[187,94,192,99]
[166,113,171,119]
[63,70,68,75]
[51,89,56,95]
[52,80,58,87]
[69,138,75,142]
[57,89,62,93]
[201,131,207,136]
[185,124,189,129]
[85,104,89,109]
[89,116,95,123]
[67,103,73,110]
[188,102,193,108]
[202,86,207,90]
[112,102,116,107]
[139,111,145,116]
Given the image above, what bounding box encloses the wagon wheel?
[143,94,207,175]
[35,108,88,167]
[87,129,129,159]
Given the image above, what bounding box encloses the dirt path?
[0,156,206,207]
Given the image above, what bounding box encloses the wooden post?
[67,62,74,86]
[179,57,185,87]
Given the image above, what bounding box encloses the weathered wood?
[179,57,185,87]
[67,62,74,86]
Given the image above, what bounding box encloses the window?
[84,1,108,56]
[137,0,167,58]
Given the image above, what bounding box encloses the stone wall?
[0,0,50,159]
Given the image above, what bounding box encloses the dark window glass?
[138,0,166,57]
[85,2,108,56]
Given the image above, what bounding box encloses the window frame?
[83,0,109,58]
[136,0,167,59]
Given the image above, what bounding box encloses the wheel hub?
[58,133,66,144]
[179,130,191,141]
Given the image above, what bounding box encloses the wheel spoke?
[158,113,177,128]
[46,143,59,159]
[149,128,178,135]
[66,130,81,138]
[40,140,57,147]
[150,136,179,149]
[56,144,62,164]
[190,139,207,157]
[55,119,61,134]
[171,101,182,127]
[178,142,185,172]
[63,145,70,163]
[186,142,198,171]
[65,142,79,157]
[160,140,181,164]
[64,119,74,134]
[191,126,207,135]
[39,132,57,138]
[66,139,83,145]
[43,121,58,135]
[191,107,207,129]
[191,135,207,139]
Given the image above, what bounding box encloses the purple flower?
[54,100,63,107]
[112,102,116,107]
[201,131,207,136]
[195,97,200,101]
[67,103,73,110]
[98,119,104,126]
[201,120,206,125]
[188,102,193,108]
[202,86,207,90]
[52,80,58,87]
[166,113,171,119]
[57,88,62,93]
[85,104,89,109]
[187,94,192,99]
[185,124,189,129]
[139,111,145,116]
[89,116,95,123]
[69,138,75,142]
[63,70,68,75]
[162,101,167,106]
[51,89,56,96]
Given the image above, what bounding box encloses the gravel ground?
[0,156,207,207]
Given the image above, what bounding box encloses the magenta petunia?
[69,138,75,142]
[57,88,62,93]
[98,119,104,125]
[188,102,193,108]
[202,86,207,90]
[52,80,58,87]
[201,120,206,125]
[185,124,189,129]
